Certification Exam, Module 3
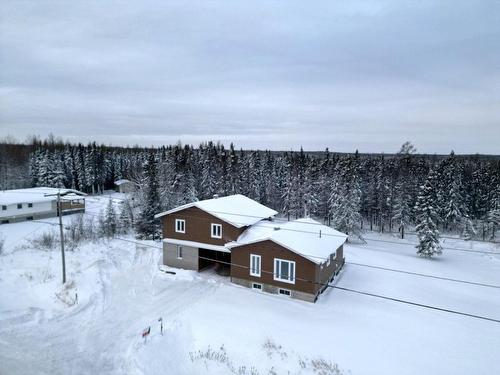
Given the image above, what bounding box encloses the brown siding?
[161,206,246,246]
[60,200,85,212]
[317,245,344,292]
[230,240,320,295]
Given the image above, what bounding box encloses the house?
[114,179,135,193]
[0,187,86,224]
[155,194,347,302]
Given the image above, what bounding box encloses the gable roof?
[0,187,86,206]
[114,179,132,186]
[154,194,278,228]
[227,218,347,264]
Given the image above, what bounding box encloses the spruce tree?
[136,152,162,240]
[414,169,442,257]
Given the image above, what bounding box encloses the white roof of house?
[114,179,132,186]
[0,187,86,205]
[227,218,347,264]
[154,194,278,228]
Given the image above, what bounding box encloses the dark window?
[26,216,33,221]
[1,205,6,211]
[17,204,22,209]
[252,283,262,290]
[28,203,33,208]
[278,289,291,296]
[1,220,9,224]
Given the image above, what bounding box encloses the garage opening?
[198,248,231,276]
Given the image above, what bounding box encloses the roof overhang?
[163,238,230,253]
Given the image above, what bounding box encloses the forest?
[1,137,499,251]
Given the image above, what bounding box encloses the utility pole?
[45,188,87,284]
[57,191,66,284]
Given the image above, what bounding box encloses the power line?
[345,262,500,289]
[112,236,500,324]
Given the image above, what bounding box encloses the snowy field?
[1,194,500,375]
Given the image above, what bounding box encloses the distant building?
[155,194,347,302]
[114,179,135,193]
[0,187,86,224]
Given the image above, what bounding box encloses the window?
[332,250,336,259]
[175,219,185,233]
[278,288,291,296]
[250,254,261,277]
[1,205,6,211]
[274,259,296,284]
[28,203,33,208]
[252,283,262,291]
[26,216,33,221]
[211,223,222,239]
[176,245,183,259]
[17,203,22,209]
[1,220,9,224]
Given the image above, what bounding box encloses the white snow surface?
[1,194,500,375]
[228,218,347,263]
[154,194,278,228]
[0,187,86,205]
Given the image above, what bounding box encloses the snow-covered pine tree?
[414,169,442,257]
[461,216,476,240]
[328,154,362,239]
[103,198,117,238]
[136,152,162,240]
[392,181,412,239]
[118,198,134,233]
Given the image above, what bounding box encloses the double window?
[250,254,261,277]
[211,223,222,239]
[175,219,185,233]
[176,245,183,259]
[17,204,22,209]
[252,283,262,291]
[28,203,33,208]
[274,259,296,284]
[279,288,291,296]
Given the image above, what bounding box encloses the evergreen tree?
[103,198,117,238]
[328,155,362,238]
[414,169,442,257]
[136,153,162,240]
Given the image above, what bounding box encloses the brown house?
[155,194,347,303]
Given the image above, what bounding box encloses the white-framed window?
[176,245,183,259]
[274,258,296,284]
[252,283,262,291]
[250,254,261,277]
[17,203,22,209]
[175,219,185,233]
[28,203,33,208]
[1,205,6,211]
[278,288,291,296]
[211,223,222,239]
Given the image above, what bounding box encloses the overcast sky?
[0,1,499,153]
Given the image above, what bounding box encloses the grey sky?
[1,0,499,153]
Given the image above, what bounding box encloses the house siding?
[230,240,319,296]
[161,206,246,246]
[163,242,199,270]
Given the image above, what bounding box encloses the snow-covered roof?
[0,187,86,205]
[227,218,347,264]
[114,179,132,186]
[154,194,278,228]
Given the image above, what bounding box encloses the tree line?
[1,138,499,255]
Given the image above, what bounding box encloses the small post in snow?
[319,230,322,238]
[158,317,163,335]
[142,326,151,343]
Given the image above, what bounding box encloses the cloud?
[0,0,499,153]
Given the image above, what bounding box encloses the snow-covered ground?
[1,194,500,375]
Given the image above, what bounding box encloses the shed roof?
[0,187,86,205]
[154,194,277,228]
[114,179,132,186]
[227,218,347,264]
